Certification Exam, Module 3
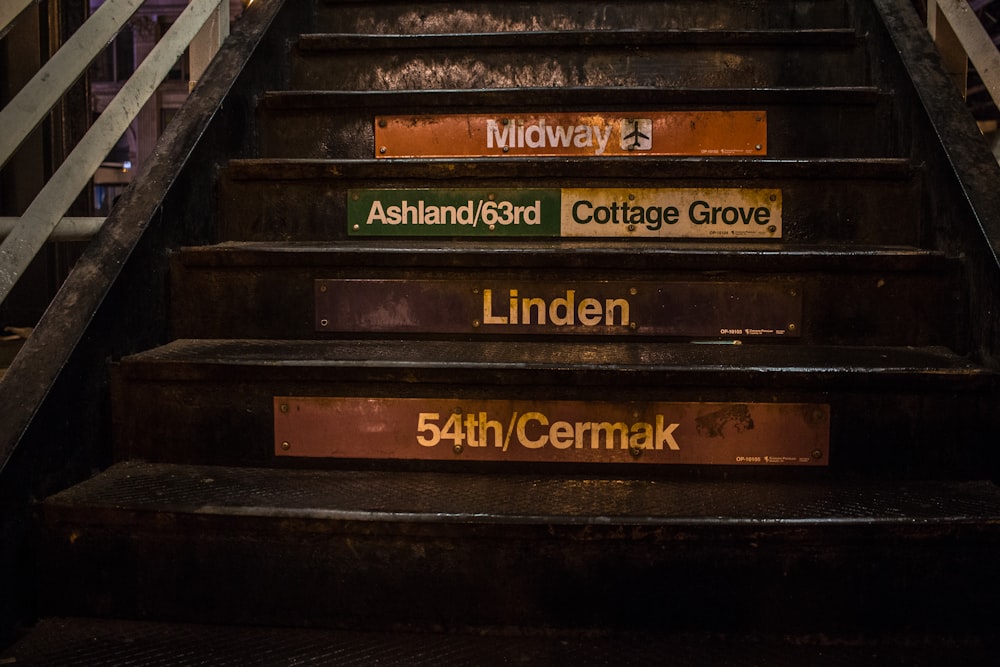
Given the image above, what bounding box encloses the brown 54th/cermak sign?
[375,111,767,158]
[274,398,829,466]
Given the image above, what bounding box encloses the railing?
[0,0,230,307]
[925,1,1000,109]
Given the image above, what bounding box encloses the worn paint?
[274,397,829,465]
[375,111,767,158]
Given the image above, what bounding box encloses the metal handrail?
[0,0,229,307]
[926,0,1000,108]
[0,0,35,40]
[0,0,144,169]
[0,217,105,243]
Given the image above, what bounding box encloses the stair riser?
[257,102,897,160]
[37,511,1000,634]
[110,370,994,477]
[315,1,851,33]
[168,262,963,348]
[218,173,921,245]
[290,46,866,91]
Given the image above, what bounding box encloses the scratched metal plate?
[315,279,801,337]
[274,398,829,465]
[375,111,767,158]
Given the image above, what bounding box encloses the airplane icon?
[621,119,652,151]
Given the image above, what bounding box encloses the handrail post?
[926,0,970,98]
[189,0,229,93]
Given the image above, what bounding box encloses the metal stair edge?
[39,461,1000,528]
[295,29,860,51]
[6,616,999,667]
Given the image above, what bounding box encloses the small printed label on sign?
[348,188,781,239]
[274,397,829,466]
[374,112,766,158]
[314,279,801,337]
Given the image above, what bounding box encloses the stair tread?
[315,0,854,35]
[225,156,916,181]
[175,240,953,272]
[6,617,997,667]
[116,340,995,390]
[41,461,1000,526]
[7,0,1000,651]
[262,86,889,109]
[257,87,896,159]
[297,29,859,50]
[289,31,867,90]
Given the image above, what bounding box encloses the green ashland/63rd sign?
[348,188,782,239]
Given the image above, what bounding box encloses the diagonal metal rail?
[0,0,227,308]
[928,0,1000,107]
[0,0,144,170]
[0,0,34,39]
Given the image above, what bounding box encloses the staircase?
[4,0,1000,662]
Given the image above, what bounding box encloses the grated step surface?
[34,465,1000,635]
[41,461,1000,524]
[3,617,998,667]
[116,339,994,391]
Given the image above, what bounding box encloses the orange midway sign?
[375,112,767,158]
[274,397,828,466]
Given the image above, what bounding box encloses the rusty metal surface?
[316,0,852,34]
[375,111,766,158]
[274,397,828,465]
[292,37,863,90]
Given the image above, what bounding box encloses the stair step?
[263,85,889,108]
[115,340,992,388]
[175,241,952,271]
[257,87,897,159]
[298,29,860,50]
[116,339,993,385]
[6,618,996,667]
[35,462,1000,634]
[169,242,964,347]
[316,0,853,34]
[290,30,866,90]
[218,157,921,244]
[110,340,997,475]
[9,619,994,667]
